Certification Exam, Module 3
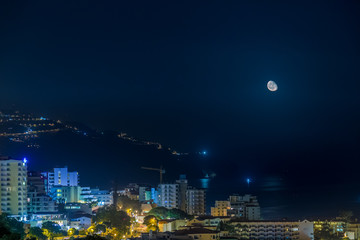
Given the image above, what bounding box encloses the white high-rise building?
[42,167,79,193]
[158,184,179,209]
[0,157,28,216]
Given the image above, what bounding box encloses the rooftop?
[196,216,231,220]
[174,228,219,235]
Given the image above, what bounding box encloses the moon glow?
[267,80,278,92]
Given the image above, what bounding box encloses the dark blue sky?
[1,1,360,218]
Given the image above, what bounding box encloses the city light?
[0,2,356,240]
[246,178,251,187]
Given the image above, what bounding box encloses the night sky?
[1,1,360,218]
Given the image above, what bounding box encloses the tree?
[144,215,157,226]
[339,210,354,222]
[218,221,235,233]
[93,205,131,234]
[168,208,189,220]
[0,214,25,239]
[75,235,107,240]
[68,228,79,236]
[117,196,141,212]
[94,224,107,234]
[0,221,18,240]
[41,221,61,233]
[147,207,190,220]
[314,222,343,240]
[147,224,159,232]
[41,221,62,240]
[89,201,99,209]
[147,207,168,219]
[27,227,47,240]
[143,215,158,232]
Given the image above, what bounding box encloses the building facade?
[139,186,152,202]
[230,220,314,240]
[42,167,79,194]
[211,201,230,217]
[50,186,81,203]
[0,157,27,216]
[158,184,179,209]
[91,188,113,206]
[27,171,57,214]
[228,194,260,220]
[80,187,93,203]
[186,188,206,216]
[176,175,188,212]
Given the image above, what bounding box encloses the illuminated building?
[79,187,112,206]
[124,183,140,200]
[313,220,344,233]
[91,188,113,206]
[228,194,260,220]
[141,228,220,240]
[186,187,206,216]
[188,216,231,228]
[0,156,28,216]
[139,185,152,202]
[158,219,188,232]
[27,171,57,214]
[151,187,159,204]
[158,176,206,214]
[41,167,79,194]
[345,223,360,240]
[211,201,230,216]
[69,216,92,230]
[158,184,179,209]
[174,228,219,240]
[229,220,314,240]
[64,202,92,214]
[79,186,93,203]
[50,186,81,203]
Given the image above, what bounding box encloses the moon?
[267,80,278,92]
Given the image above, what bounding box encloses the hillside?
[0,110,208,189]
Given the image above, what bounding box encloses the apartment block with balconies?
[0,156,28,216]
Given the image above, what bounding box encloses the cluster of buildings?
[0,156,112,230]
[141,218,360,240]
[210,195,260,220]
[0,156,261,229]
[141,217,315,240]
[5,156,360,240]
[133,175,206,216]
[0,157,209,230]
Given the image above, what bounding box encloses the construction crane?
[141,166,165,184]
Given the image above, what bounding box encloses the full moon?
[267,80,278,92]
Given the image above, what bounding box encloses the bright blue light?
[200,178,209,189]
[202,151,207,155]
[23,158,27,164]
[246,178,250,184]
